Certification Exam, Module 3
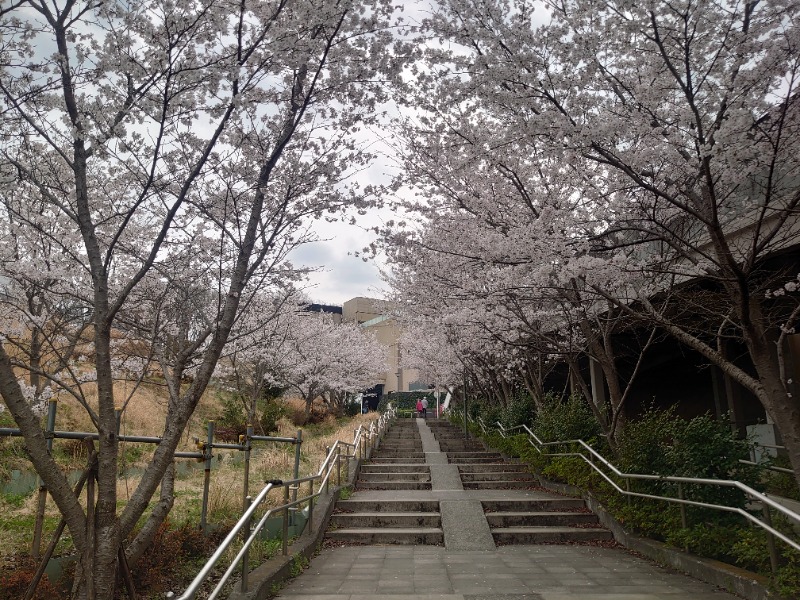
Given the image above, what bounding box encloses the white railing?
[168,407,396,600]
[470,415,800,571]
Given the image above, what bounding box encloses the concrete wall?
[342,296,420,393]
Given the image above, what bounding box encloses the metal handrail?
[472,416,800,556]
[170,406,396,599]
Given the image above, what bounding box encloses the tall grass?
[0,392,380,561]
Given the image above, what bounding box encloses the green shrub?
[667,523,747,563]
[216,392,247,429]
[343,401,362,417]
[666,414,759,510]
[258,399,284,435]
[502,392,536,428]
[533,394,602,444]
[609,496,681,539]
[774,552,800,599]
[763,455,800,501]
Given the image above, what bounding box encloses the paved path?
[275,419,740,600]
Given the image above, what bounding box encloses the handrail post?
[240,496,253,593]
[308,479,315,530]
[293,430,302,488]
[200,421,215,533]
[462,368,469,440]
[242,424,253,514]
[678,482,689,552]
[761,502,780,574]
[325,447,331,494]
[282,484,290,556]
[292,430,302,525]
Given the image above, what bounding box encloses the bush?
[0,555,60,600]
[667,523,746,563]
[762,454,800,501]
[378,391,434,413]
[502,392,536,428]
[666,414,759,508]
[343,401,362,417]
[258,399,284,435]
[132,521,213,594]
[533,393,602,444]
[216,392,247,429]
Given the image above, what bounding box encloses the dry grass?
[0,386,381,563]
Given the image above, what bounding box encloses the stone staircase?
[325,418,612,547]
[428,421,538,489]
[428,419,613,545]
[325,420,443,545]
[328,498,443,544]
[483,498,612,544]
[355,420,432,490]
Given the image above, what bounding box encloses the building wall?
[342,296,420,393]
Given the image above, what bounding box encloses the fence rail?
[470,415,800,572]
[167,406,396,600]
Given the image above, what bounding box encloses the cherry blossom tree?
[0,1,406,597]
[384,0,800,475]
[215,286,301,428]
[262,306,389,420]
[381,125,658,443]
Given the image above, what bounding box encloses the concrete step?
[325,527,444,545]
[463,480,535,489]
[330,512,441,528]
[491,526,613,544]
[482,498,587,512]
[359,472,431,482]
[485,511,599,527]
[448,455,504,463]
[361,464,430,473]
[457,463,527,473]
[369,457,426,464]
[373,451,425,458]
[337,499,440,512]
[380,442,423,447]
[459,471,535,482]
[356,480,432,490]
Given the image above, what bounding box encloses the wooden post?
[117,546,137,599]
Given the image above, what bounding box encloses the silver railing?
[168,407,395,600]
[472,415,800,572]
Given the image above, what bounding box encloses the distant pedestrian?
[421,397,428,418]
[416,399,424,418]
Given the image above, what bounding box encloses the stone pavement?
[273,418,741,600]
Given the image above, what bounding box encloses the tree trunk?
[126,463,175,568]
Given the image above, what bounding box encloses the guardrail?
[167,407,396,600]
[470,415,800,573]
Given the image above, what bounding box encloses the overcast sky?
[288,209,392,306]
[286,2,433,307]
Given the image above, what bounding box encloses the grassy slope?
[0,384,377,564]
